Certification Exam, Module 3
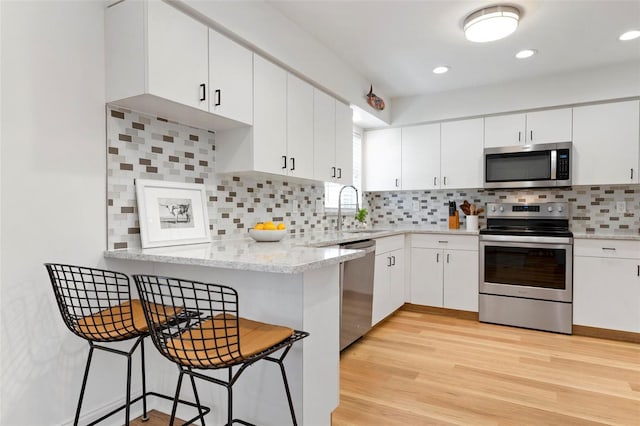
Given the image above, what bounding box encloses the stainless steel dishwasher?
[340,239,376,351]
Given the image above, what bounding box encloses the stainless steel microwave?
[484,142,572,189]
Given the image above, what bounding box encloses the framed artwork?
[135,179,211,248]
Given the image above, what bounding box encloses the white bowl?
[248,229,286,242]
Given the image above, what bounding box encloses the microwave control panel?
[556,149,570,180]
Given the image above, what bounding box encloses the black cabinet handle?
[637,265,639,276]
[290,157,295,171]
[631,168,634,180]
[282,155,287,169]
[518,131,521,142]
[331,167,336,178]
[215,89,221,106]
[443,176,447,186]
[391,255,396,266]
[530,130,533,141]
[433,177,437,186]
[395,178,399,187]
[436,253,439,263]
[199,83,206,101]
[387,256,392,267]
[446,253,450,263]
[337,168,342,179]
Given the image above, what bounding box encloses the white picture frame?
[135,179,211,248]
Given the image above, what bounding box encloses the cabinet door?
[286,74,314,179]
[372,254,391,326]
[364,128,401,191]
[147,1,208,111]
[574,256,640,332]
[443,250,479,312]
[573,101,640,185]
[253,55,287,175]
[525,108,572,144]
[208,29,253,125]
[335,101,354,186]
[410,248,443,307]
[441,118,484,189]
[313,90,336,182]
[388,249,405,313]
[484,113,526,148]
[402,124,441,190]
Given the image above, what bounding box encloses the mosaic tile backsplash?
[107,107,355,250]
[365,186,640,235]
[107,107,639,250]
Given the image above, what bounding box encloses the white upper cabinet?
[484,108,572,147]
[313,91,353,185]
[572,100,640,185]
[106,0,253,130]
[364,128,402,191]
[286,73,315,179]
[252,55,288,176]
[208,29,253,125]
[313,90,337,182]
[441,118,484,189]
[402,124,441,190]
[335,101,354,186]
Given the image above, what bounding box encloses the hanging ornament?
[366,85,385,111]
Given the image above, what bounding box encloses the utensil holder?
[466,215,478,231]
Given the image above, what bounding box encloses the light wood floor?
[332,307,640,426]
[133,306,639,425]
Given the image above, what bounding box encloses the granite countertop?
[104,226,480,273]
[571,229,640,241]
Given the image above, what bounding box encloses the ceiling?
[267,0,640,100]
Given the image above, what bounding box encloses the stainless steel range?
[479,202,573,334]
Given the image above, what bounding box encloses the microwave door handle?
[550,149,557,180]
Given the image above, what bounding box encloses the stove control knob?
[558,206,563,212]
[491,205,496,212]
[548,206,553,212]
[499,206,504,212]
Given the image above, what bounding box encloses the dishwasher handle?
[340,239,376,254]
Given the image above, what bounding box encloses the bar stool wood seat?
[133,274,309,426]
[45,263,209,426]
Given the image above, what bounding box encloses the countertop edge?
[572,233,640,241]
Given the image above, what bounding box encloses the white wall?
[0,1,114,424]
[391,60,640,126]
[177,0,391,125]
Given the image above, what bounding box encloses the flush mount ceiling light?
[433,66,450,74]
[515,49,536,59]
[619,30,640,41]
[464,5,520,43]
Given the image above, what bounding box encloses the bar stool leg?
[188,368,205,426]
[169,370,184,426]
[125,347,133,425]
[74,345,95,426]
[227,368,233,426]
[277,359,297,426]
[140,338,149,421]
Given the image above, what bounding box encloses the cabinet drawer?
[574,239,640,259]
[375,235,404,254]
[411,233,478,251]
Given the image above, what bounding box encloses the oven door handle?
[480,234,573,245]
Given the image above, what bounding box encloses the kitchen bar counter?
[104,226,478,273]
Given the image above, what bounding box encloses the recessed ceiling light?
[619,30,640,41]
[464,5,520,43]
[515,49,537,59]
[433,66,450,74]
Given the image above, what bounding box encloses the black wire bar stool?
[133,274,309,426]
[45,263,210,426]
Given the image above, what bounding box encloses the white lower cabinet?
[573,239,640,333]
[372,236,405,325]
[410,234,479,312]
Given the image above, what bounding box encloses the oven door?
[479,235,573,302]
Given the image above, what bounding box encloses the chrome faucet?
[337,185,359,232]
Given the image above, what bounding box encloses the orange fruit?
[263,222,277,230]
[254,223,264,230]
[277,223,286,230]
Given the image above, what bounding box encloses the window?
[324,131,362,212]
